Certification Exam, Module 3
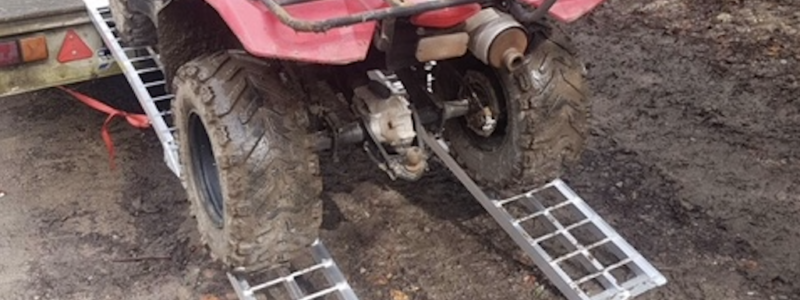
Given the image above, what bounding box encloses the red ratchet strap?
[58,87,150,170]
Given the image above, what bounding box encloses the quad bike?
[108,0,604,273]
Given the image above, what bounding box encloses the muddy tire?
[108,0,157,47]
[172,50,323,272]
[434,29,590,192]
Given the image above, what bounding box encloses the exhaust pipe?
[464,8,528,71]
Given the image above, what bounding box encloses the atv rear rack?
[259,0,557,32]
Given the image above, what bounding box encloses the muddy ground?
[0,0,798,299]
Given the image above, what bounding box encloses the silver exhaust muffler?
[464,8,528,71]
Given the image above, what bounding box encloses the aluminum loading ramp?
[420,130,668,300]
[84,1,666,299]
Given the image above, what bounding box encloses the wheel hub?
[460,71,502,137]
[187,113,225,228]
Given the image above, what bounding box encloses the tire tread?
[172,50,322,272]
[442,30,590,192]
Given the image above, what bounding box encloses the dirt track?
[0,0,798,299]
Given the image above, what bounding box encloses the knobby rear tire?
[436,28,590,193]
[172,50,323,272]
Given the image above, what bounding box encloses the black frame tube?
[508,0,557,22]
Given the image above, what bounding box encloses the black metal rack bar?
[259,0,559,32]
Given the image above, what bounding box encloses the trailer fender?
[204,0,383,65]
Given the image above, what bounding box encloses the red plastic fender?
[409,3,482,28]
[524,0,606,23]
[204,0,386,64]
[204,0,605,64]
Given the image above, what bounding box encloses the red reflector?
[58,29,93,63]
[0,40,21,67]
[410,4,481,28]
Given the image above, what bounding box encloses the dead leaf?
[375,277,389,286]
[200,295,220,300]
[201,268,217,279]
[741,259,758,271]
[766,44,781,57]
[224,292,239,300]
[390,289,410,300]
[370,274,389,286]
[523,274,538,286]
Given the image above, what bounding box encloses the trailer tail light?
[0,40,21,67]
[19,36,49,63]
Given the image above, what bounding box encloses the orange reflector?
[19,35,48,62]
[57,29,93,63]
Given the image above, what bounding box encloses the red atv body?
[205,0,605,64]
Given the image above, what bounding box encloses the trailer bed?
[0,0,85,23]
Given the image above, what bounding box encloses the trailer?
[0,0,121,97]
[1,0,668,299]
